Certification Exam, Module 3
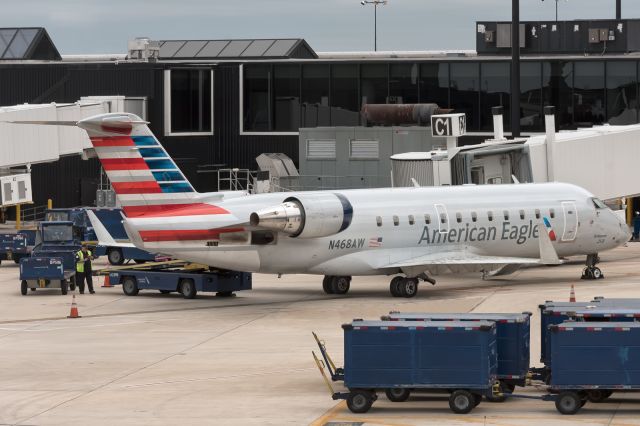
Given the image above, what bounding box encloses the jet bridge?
[0,96,145,207]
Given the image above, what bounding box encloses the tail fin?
[79,113,201,218]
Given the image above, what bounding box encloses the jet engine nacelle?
[249,193,353,238]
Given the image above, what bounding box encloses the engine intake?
[249,193,353,238]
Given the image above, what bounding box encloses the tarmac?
[1,243,640,425]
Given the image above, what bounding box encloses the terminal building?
[0,19,639,208]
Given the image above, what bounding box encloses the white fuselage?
[125,183,629,276]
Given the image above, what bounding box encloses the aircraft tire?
[322,276,334,294]
[400,278,418,298]
[331,276,351,295]
[389,276,403,297]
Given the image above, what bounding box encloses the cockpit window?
[592,198,607,209]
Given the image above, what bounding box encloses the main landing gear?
[581,253,604,280]
[389,274,435,298]
[322,276,352,295]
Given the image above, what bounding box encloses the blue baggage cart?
[314,320,498,414]
[381,312,531,398]
[0,232,31,265]
[540,306,640,371]
[547,321,640,414]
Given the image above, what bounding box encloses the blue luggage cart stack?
[0,232,31,265]
[547,322,640,414]
[381,312,531,400]
[315,319,498,414]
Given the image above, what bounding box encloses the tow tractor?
[19,221,79,295]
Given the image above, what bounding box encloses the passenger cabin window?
[550,209,555,219]
[408,215,415,225]
[440,213,447,224]
[456,212,462,223]
[424,214,431,225]
[488,211,494,221]
[376,216,382,227]
[535,209,541,219]
[471,212,477,222]
[393,215,399,226]
[519,209,525,220]
[503,210,509,220]
[592,198,608,209]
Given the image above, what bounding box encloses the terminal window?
[166,68,212,135]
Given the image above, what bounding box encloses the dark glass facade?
[170,69,212,133]
[242,59,639,133]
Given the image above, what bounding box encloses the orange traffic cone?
[101,274,112,288]
[569,284,576,303]
[67,294,81,318]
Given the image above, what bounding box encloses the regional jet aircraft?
[19,113,632,297]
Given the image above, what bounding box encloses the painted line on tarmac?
[0,318,179,332]
[309,401,347,426]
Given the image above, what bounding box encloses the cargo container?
[548,322,640,414]
[381,312,530,400]
[324,320,498,414]
[540,306,640,369]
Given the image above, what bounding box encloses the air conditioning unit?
[0,173,32,207]
[127,38,160,62]
[484,30,495,43]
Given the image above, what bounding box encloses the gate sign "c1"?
[430,113,466,137]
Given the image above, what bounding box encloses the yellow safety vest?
[76,250,91,273]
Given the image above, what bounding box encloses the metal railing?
[217,169,256,192]
[18,203,49,230]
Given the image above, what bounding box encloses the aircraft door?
[434,204,449,234]
[561,201,578,241]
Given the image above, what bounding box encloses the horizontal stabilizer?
[86,209,135,248]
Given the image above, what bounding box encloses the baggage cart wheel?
[385,388,410,402]
[555,391,582,415]
[61,280,68,295]
[486,381,508,403]
[587,389,611,403]
[159,290,172,294]
[14,259,20,264]
[347,390,374,414]
[122,277,139,296]
[449,390,474,414]
[21,280,28,295]
[473,394,482,407]
[180,279,197,299]
[107,248,124,266]
[389,276,403,297]
[322,276,334,294]
[331,276,351,295]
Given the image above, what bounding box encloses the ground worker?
[75,244,95,294]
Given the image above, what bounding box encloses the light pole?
[541,0,568,22]
[360,0,387,51]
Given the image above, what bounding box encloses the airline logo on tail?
[542,217,557,241]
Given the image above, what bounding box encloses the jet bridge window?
[408,215,415,225]
[456,212,462,223]
[393,215,399,226]
[376,216,382,227]
[519,209,525,220]
[424,214,431,225]
[471,212,477,222]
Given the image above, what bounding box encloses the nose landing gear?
[581,254,604,280]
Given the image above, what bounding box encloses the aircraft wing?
[378,223,562,276]
[382,251,543,276]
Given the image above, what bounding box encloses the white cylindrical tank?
[390,152,443,187]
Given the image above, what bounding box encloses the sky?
[2,0,639,54]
